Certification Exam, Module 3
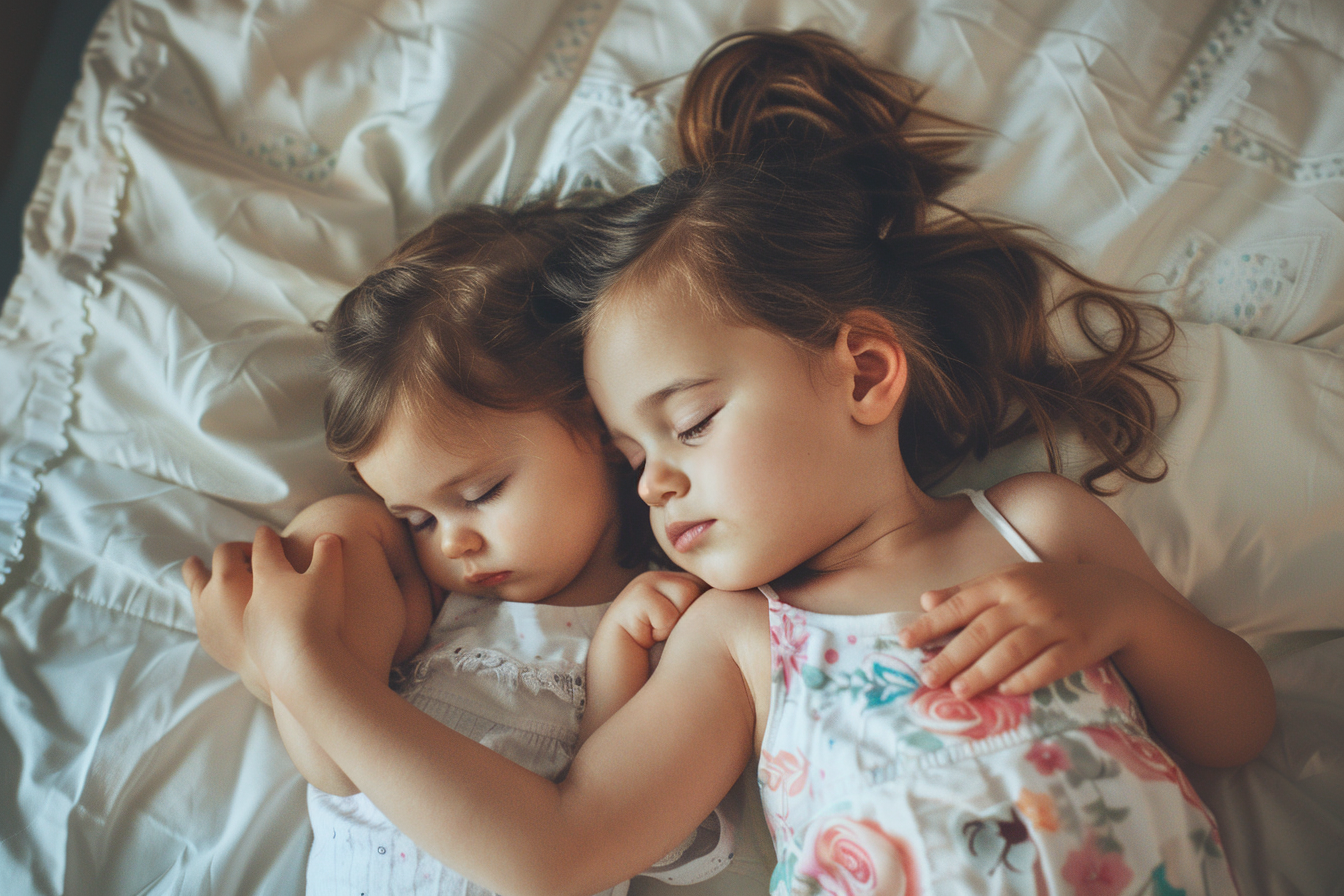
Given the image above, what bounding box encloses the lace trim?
[398,644,588,709]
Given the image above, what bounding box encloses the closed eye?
[677,410,718,444]
[465,478,508,508]
[408,514,436,534]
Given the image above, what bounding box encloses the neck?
[799,466,937,579]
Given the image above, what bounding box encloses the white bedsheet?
[1,1,1341,894]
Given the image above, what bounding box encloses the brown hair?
[548,30,1177,494]
[321,200,652,564]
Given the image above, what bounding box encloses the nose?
[638,458,689,507]
[440,522,483,560]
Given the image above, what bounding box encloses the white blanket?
[1,1,1341,893]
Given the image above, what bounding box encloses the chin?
[703,551,810,593]
[693,563,767,594]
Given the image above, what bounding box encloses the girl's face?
[585,292,892,592]
[354,404,626,607]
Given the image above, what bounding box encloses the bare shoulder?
[983,472,1133,565]
[985,473,1184,601]
[284,492,392,538]
[669,587,769,652]
[660,587,772,743]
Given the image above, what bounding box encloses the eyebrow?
[382,460,501,513]
[638,377,715,415]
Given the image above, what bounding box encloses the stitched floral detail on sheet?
[234,123,338,184]
[540,0,610,81]
[1168,0,1268,123]
[1199,123,1344,183]
[1155,233,1321,336]
[134,5,341,188]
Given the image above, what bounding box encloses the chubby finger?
[919,585,958,612]
[915,608,1015,689]
[995,644,1077,696]
[208,541,254,584]
[900,586,990,648]
[645,596,686,642]
[308,532,344,575]
[250,525,294,575]
[182,555,208,599]
[943,627,1060,698]
[656,576,707,613]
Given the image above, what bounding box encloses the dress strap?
[758,583,783,605]
[961,489,1042,563]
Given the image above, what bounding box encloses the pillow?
[938,321,1344,648]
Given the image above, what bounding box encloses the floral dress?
[757,491,1239,896]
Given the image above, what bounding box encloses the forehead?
[357,399,528,477]
[585,289,717,389]
[583,287,819,424]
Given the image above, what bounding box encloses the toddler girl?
[184,203,729,895]
[234,31,1274,896]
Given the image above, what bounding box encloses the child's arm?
[580,570,707,743]
[900,473,1276,768]
[243,526,761,896]
[186,537,354,794]
[185,493,436,795]
[185,540,274,705]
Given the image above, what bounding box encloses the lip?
[464,570,511,587]
[665,519,714,553]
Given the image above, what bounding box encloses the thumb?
[251,525,289,574]
[182,555,208,598]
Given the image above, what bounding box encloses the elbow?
[1228,664,1279,766]
[1184,677,1278,769]
[488,842,626,896]
[505,872,621,896]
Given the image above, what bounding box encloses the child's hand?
[898,562,1154,698]
[579,570,708,744]
[183,541,273,704]
[242,526,351,693]
[605,570,708,650]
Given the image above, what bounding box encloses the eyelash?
[677,410,717,443]
[403,478,507,533]
[465,478,507,507]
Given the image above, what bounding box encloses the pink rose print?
[1025,741,1071,775]
[907,686,1031,741]
[760,749,810,797]
[1082,664,1134,714]
[771,609,810,690]
[1082,726,1213,827]
[1062,831,1133,896]
[799,817,919,896]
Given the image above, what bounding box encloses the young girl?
[233,31,1275,896]
[182,203,732,895]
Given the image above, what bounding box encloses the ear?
[832,310,907,426]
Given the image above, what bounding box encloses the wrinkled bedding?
[1,1,1341,893]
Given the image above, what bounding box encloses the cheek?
[395,581,437,663]
[412,534,452,588]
